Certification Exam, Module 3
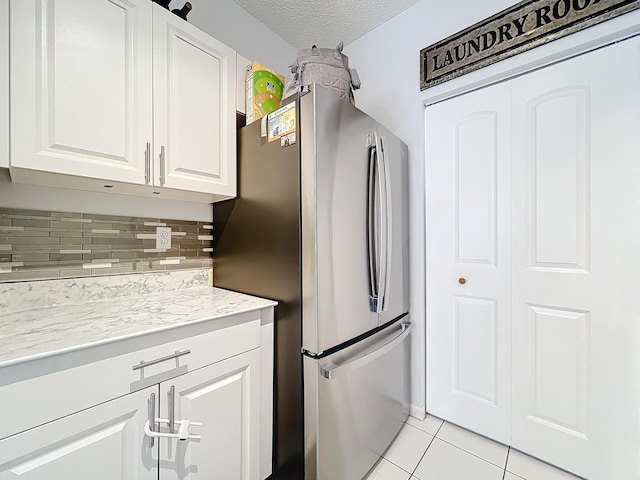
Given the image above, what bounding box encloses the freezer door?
[301,86,380,354]
[374,123,410,325]
[303,319,411,480]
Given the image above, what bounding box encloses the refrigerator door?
[301,86,380,354]
[374,123,410,326]
[303,319,411,480]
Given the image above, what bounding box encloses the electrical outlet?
[156,227,172,250]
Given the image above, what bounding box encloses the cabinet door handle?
[147,392,156,448]
[159,146,166,186]
[168,385,176,434]
[132,349,191,371]
[144,142,151,185]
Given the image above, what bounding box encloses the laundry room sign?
[420,0,638,90]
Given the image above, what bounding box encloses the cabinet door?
[9,0,152,184]
[153,5,237,197]
[425,80,512,445]
[0,0,8,169]
[0,386,157,480]
[159,349,261,480]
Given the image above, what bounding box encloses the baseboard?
[409,403,425,420]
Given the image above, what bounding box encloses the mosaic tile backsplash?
[0,208,213,282]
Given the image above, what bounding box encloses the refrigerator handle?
[319,322,411,380]
[379,135,393,312]
[367,143,380,312]
[367,132,392,313]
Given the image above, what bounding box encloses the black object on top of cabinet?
[152,0,172,9]
[172,2,192,20]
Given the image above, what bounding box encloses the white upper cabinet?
[8,0,237,202]
[0,0,8,169]
[9,0,152,184]
[153,6,236,197]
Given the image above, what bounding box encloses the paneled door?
[153,4,236,196]
[159,349,261,480]
[0,386,157,479]
[425,80,512,445]
[510,36,640,479]
[10,0,152,184]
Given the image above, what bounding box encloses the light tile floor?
[367,415,584,480]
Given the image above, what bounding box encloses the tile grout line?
[380,421,422,478]
[502,447,511,480]
[431,434,509,470]
[403,416,444,479]
[409,431,437,478]
[380,457,413,477]
[433,419,444,437]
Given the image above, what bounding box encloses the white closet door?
[425,81,512,444]
[511,36,640,479]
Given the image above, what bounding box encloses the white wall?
[188,0,296,74]
[345,0,520,416]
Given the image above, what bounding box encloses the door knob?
[458,278,466,285]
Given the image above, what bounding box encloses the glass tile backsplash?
[0,208,213,282]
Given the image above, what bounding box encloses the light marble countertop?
[0,270,276,368]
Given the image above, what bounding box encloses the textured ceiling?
[231,0,423,49]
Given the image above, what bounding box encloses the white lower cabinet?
[0,313,273,480]
[0,387,158,479]
[0,351,261,480]
[159,349,260,480]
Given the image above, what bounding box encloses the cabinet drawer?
[123,318,261,391]
[0,311,262,441]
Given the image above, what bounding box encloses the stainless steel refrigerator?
[213,85,410,480]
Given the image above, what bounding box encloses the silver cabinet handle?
[168,385,176,434]
[144,142,151,185]
[132,349,191,371]
[319,322,411,380]
[147,392,156,448]
[159,145,166,186]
